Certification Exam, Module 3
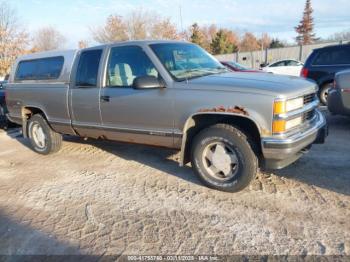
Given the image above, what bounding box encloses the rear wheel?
[191,124,258,192]
[319,83,332,105]
[27,114,62,154]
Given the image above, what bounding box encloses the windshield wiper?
[177,67,228,81]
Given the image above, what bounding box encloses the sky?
[10,0,350,48]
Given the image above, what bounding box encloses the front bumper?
[261,110,327,169]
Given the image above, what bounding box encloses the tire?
[319,83,332,105]
[191,124,258,192]
[27,114,62,155]
[0,104,7,129]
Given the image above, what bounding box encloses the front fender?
[179,109,269,166]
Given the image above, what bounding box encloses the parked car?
[328,70,350,116]
[221,61,261,73]
[261,59,303,77]
[5,41,327,192]
[301,44,350,105]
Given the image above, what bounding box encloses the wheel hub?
[202,142,239,181]
[32,123,46,149]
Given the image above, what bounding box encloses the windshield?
[150,43,227,81]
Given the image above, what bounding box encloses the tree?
[295,0,317,45]
[239,32,260,52]
[269,38,285,48]
[210,29,238,55]
[78,40,89,49]
[127,10,148,40]
[91,11,179,43]
[190,23,205,47]
[150,18,179,40]
[91,15,128,43]
[0,2,29,76]
[328,30,350,42]
[259,33,271,49]
[200,24,218,51]
[32,26,66,51]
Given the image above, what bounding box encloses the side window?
[286,60,298,66]
[15,56,64,81]
[75,49,102,87]
[106,46,159,87]
[313,48,350,65]
[270,61,285,67]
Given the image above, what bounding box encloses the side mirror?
[133,75,163,89]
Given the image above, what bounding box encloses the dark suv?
[301,44,350,105]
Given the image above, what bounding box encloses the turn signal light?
[274,101,286,115]
[272,120,286,133]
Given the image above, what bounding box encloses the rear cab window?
[15,56,64,81]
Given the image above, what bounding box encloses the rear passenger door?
[69,49,103,138]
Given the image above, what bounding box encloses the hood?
[184,72,317,98]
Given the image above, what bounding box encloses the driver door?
[99,45,175,147]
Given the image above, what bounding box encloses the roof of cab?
[18,40,190,60]
[18,49,78,61]
[80,39,190,51]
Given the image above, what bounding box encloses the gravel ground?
[0,113,349,256]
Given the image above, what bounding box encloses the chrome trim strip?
[69,122,182,138]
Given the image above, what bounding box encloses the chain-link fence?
[215,40,350,69]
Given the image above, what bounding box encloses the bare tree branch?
[32,26,66,52]
[0,1,29,76]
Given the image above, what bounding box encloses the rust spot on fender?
[199,106,249,116]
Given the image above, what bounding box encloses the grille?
[303,110,315,122]
[304,93,316,104]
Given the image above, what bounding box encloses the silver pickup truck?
[6,40,328,192]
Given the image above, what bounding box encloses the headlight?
[273,116,303,133]
[274,97,304,114]
[286,98,304,112]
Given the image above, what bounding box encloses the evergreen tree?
[295,0,317,44]
[190,23,205,47]
[269,38,285,49]
[210,29,237,55]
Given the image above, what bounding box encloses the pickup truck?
[5,40,328,192]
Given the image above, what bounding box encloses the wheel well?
[22,107,46,137]
[182,114,261,165]
[22,107,45,119]
[319,80,333,90]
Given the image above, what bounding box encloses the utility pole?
[179,5,184,33]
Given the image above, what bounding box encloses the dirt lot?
[0,112,349,256]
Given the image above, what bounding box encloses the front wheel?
[27,114,62,154]
[191,124,258,192]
